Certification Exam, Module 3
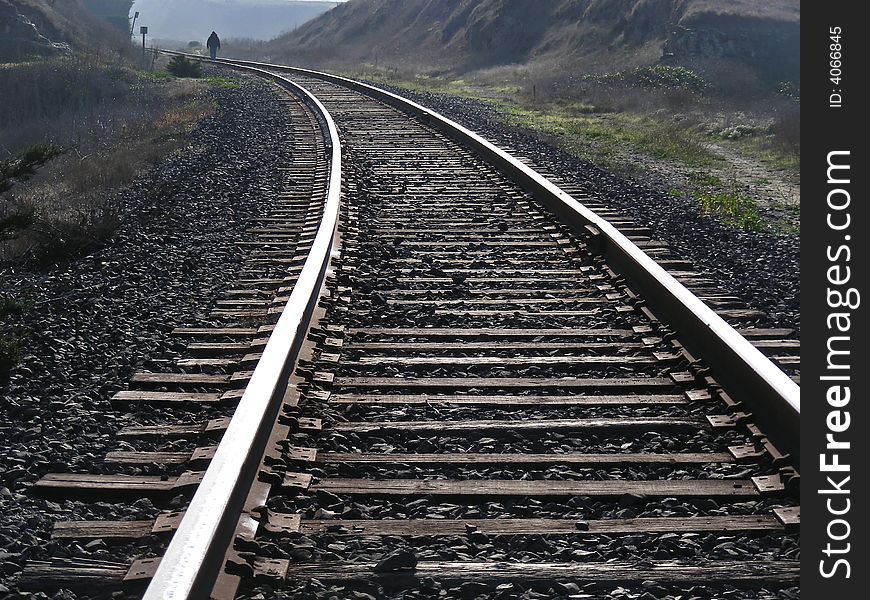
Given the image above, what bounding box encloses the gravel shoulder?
[700,140,800,210]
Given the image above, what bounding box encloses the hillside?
[259,0,799,84]
[129,0,339,44]
[0,0,130,60]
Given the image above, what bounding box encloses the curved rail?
[186,53,800,458]
[142,61,342,599]
[143,52,799,598]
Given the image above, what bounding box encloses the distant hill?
[129,0,339,44]
[259,0,799,84]
[1,0,129,60]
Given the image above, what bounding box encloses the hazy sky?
[129,0,344,41]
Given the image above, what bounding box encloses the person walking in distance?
[207,31,220,59]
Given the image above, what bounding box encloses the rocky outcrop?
[663,16,799,83]
[0,0,132,61]
[0,1,70,59]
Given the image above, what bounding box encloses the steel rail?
[141,60,342,599]
[191,52,799,459]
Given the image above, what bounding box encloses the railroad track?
[19,55,800,599]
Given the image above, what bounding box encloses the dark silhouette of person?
[207,31,220,59]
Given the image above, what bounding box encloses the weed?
[29,206,122,266]
[205,77,240,89]
[2,90,212,266]
[166,55,203,78]
[0,336,20,378]
[0,58,135,135]
[721,134,800,173]
[773,105,800,154]
[0,296,29,318]
[496,102,718,170]
[767,199,801,234]
[584,129,613,140]
[696,189,765,232]
[630,123,717,167]
[688,172,723,186]
[564,103,599,115]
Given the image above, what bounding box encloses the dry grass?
[0,74,213,266]
[0,56,172,156]
[772,105,800,155]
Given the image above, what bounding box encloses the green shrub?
[585,66,709,95]
[0,296,29,318]
[166,55,203,78]
[0,205,35,239]
[0,143,64,192]
[716,125,759,140]
[20,143,64,165]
